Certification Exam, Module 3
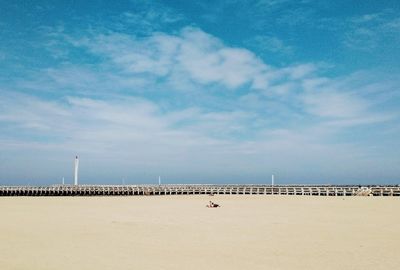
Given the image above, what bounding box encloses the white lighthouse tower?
[74,156,79,185]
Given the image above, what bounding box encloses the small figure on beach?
[207,201,220,208]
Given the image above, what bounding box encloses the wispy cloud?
[344,10,400,50]
[11,25,397,133]
[2,90,395,184]
[120,1,185,33]
[246,35,294,55]
[71,27,274,90]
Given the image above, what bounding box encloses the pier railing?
[0,184,399,196]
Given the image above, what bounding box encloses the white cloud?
[0,93,70,131]
[75,27,273,90]
[303,91,368,119]
[300,74,397,129]
[344,11,400,50]
[285,63,317,80]
[248,35,294,55]
[121,2,184,33]
[1,86,399,184]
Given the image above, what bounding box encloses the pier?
[0,184,399,196]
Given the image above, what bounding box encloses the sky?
[0,0,399,185]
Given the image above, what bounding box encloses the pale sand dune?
[0,196,399,270]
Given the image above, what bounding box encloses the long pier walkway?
[0,184,399,196]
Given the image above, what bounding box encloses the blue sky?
[0,0,399,185]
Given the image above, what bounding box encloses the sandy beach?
[0,195,399,270]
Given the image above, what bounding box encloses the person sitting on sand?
[207,201,220,208]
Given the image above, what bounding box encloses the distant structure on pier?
[74,156,79,185]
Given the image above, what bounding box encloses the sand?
[0,195,399,270]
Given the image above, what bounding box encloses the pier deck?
[0,184,399,196]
